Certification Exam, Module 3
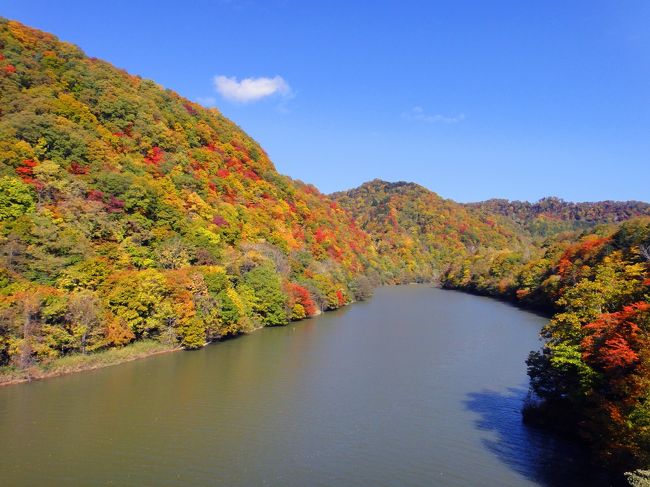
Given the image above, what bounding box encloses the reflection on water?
[465,388,624,487]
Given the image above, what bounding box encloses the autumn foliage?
[1,18,649,472]
[287,283,318,320]
[582,302,648,372]
[441,217,650,469]
[0,19,373,371]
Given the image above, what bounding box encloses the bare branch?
[640,244,650,262]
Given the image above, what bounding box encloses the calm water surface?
[0,286,617,486]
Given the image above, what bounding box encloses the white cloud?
[402,106,465,124]
[214,75,292,103]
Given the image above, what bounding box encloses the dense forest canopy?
[331,179,530,283]
[1,18,649,476]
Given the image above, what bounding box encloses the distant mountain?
[331,179,529,282]
[466,197,650,237]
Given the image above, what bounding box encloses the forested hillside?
[331,179,529,283]
[0,18,376,372]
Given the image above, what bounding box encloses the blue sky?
[3,0,650,202]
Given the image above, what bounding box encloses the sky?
[3,0,650,202]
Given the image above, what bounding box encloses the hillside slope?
[0,18,376,368]
[332,179,530,283]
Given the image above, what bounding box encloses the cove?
[0,286,616,486]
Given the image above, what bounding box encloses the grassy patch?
[0,340,179,386]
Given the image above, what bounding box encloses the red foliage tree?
[68,162,89,175]
[580,302,650,460]
[243,169,260,181]
[16,159,36,178]
[144,146,164,166]
[336,289,345,307]
[211,215,228,227]
[225,157,239,169]
[582,302,649,373]
[15,159,42,189]
[87,189,105,202]
[314,227,327,244]
[287,283,317,317]
[107,196,125,213]
[183,103,198,116]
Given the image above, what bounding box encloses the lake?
[0,286,617,486]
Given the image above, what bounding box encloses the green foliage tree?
[178,318,206,349]
[0,176,35,221]
[106,270,172,339]
[242,263,288,326]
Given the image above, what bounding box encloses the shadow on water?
[464,388,626,487]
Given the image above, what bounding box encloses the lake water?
[0,286,618,486]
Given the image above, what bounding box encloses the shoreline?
[0,304,339,387]
[0,287,418,388]
[0,340,181,387]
